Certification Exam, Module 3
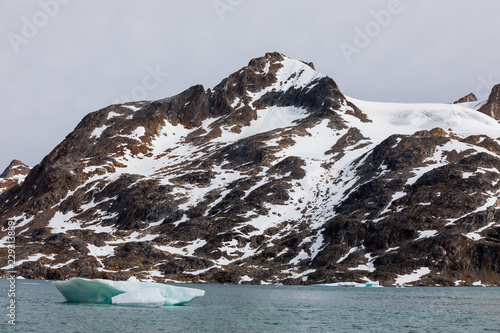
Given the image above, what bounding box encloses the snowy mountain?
[1,52,499,286]
[0,160,30,195]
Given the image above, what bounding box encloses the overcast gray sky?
[1,0,499,169]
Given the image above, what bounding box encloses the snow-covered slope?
[1,52,499,286]
[346,97,500,139]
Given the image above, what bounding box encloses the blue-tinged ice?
[53,277,205,306]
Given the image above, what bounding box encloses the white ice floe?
[53,277,205,306]
[315,281,382,287]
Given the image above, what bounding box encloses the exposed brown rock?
[453,93,477,104]
[0,160,30,178]
[479,84,500,120]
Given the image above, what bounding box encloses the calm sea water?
[1,279,499,333]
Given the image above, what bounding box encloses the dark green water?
[1,279,499,333]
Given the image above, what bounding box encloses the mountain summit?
[0,160,30,195]
[1,53,499,286]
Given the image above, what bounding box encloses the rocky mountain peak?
[0,159,29,178]
[453,92,477,104]
[0,159,30,195]
[212,52,337,113]
[479,83,500,120]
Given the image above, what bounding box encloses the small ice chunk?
[112,288,165,307]
[314,281,382,287]
[472,280,486,287]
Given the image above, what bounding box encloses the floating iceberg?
[53,277,205,306]
[315,281,383,288]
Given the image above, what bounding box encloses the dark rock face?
[312,132,500,286]
[1,53,499,286]
[479,84,500,120]
[0,160,30,194]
